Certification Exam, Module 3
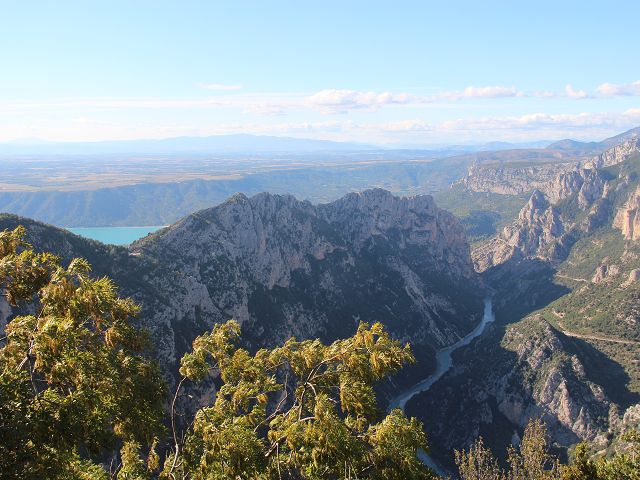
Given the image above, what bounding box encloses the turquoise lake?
[67,226,165,245]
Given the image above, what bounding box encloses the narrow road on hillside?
[559,328,639,345]
[550,311,639,345]
[554,273,589,283]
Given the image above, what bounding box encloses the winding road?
[388,297,496,475]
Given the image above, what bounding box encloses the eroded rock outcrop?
[584,137,640,169]
[472,162,616,272]
[614,185,640,241]
[0,190,484,381]
[473,190,567,271]
[456,162,576,196]
[458,137,638,202]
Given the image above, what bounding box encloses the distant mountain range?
[0,134,374,155]
[1,127,638,156]
[546,126,640,155]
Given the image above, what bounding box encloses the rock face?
[591,264,621,283]
[472,190,568,271]
[545,168,607,207]
[457,137,639,200]
[131,189,482,367]
[0,190,484,380]
[614,185,640,240]
[471,160,619,273]
[584,137,640,169]
[456,162,576,197]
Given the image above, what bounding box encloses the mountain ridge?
[0,189,485,403]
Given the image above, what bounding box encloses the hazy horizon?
[2,1,640,146]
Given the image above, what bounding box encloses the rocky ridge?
[0,189,484,385]
[456,135,639,200]
[132,189,481,362]
[470,144,636,272]
[456,162,577,197]
[584,137,640,169]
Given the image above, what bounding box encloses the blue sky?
[1,0,639,145]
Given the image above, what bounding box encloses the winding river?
[388,297,496,474]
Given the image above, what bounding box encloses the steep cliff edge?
[456,135,639,200]
[457,162,577,197]
[614,185,640,240]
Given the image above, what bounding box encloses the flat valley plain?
[0,151,451,192]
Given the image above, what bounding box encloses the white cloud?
[2,109,639,144]
[305,89,414,114]
[439,86,522,100]
[382,120,433,132]
[243,103,287,116]
[565,84,589,99]
[2,98,224,111]
[305,86,526,114]
[199,83,243,91]
[438,110,640,133]
[596,80,640,97]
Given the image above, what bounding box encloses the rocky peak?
[545,168,607,207]
[122,189,485,371]
[473,190,566,271]
[472,151,619,272]
[591,264,621,283]
[319,189,472,275]
[520,189,549,220]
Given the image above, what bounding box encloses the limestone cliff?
[456,162,576,197]
[584,137,640,169]
[614,185,640,240]
[131,189,482,367]
[457,136,638,200]
[472,190,568,271]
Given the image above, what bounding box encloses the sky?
[1,0,640,146]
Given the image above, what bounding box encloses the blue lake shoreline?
[66,226,166,245]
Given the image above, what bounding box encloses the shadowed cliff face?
[407,317,639,472]
[0,189,484,387]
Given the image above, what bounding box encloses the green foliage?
[117,442,152,480]
[163,319,436,479]
[455,436,504,480]
[0,227,166,479]
[456,419,640,480]
[455,419,560,480]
